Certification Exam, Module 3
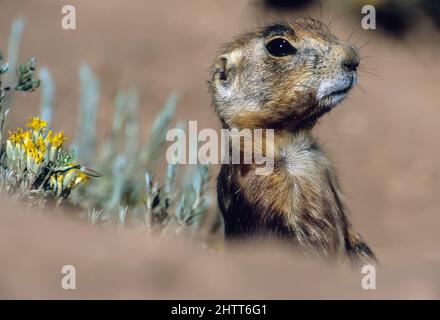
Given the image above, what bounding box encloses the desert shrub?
[0,17,216,238]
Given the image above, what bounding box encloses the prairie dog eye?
[265,38,296,57]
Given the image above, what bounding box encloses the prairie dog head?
[210,18,360,130]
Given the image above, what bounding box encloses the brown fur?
[210,18,376,264]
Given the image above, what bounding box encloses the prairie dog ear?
[212,51,242,84]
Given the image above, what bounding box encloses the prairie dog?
[210,18,376,264]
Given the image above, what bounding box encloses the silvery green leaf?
[0,63,9,74]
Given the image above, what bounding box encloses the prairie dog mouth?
[317,83,352,107]
[318,74,356,102]
[298,76,356,126]
[327,84,352,98]
[318,77,355,108]
[319,88,351,109]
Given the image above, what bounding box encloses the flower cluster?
[7,117,63,170]
[5,117,93,198]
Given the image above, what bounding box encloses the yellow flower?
[36,137,47,153]
[77,171,89,183]
[8,128,24,144]
[50,175,57,187]
[57,174,64,186]
[22,130,32,142]
[33,150,44,164]
[23,138,36,154]
[26,117,47,131]
[73,171,89,187]
[45,130,53,144]
[51,131,66,148]
[5,116,96,192]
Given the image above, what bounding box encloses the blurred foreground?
[1,196,439,299]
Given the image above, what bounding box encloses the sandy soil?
[1,198,439,299]
[0,0,439,299]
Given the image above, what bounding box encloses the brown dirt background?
[0,0,439,299]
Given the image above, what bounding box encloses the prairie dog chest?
[224,131,335,219]
[276,132,331,180]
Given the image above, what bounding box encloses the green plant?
[71,84,213,236]
[0,54,97,207]
[0,17,217,238]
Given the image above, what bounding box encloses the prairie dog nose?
[343,60,359,71]
[341,44,360,72]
